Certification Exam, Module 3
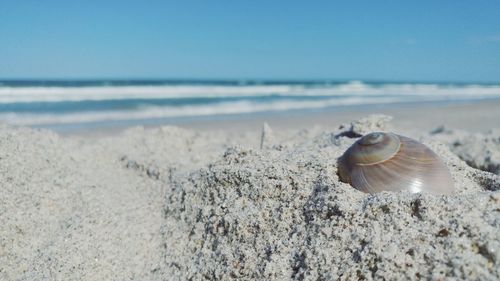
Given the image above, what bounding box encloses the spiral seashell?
[337,132,454,195]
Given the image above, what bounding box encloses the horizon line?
[1,77,500,85]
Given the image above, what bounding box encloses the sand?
[1,109,500,280]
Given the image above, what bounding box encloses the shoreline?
[44,98,500,138]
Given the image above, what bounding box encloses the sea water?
[1,79,500,130]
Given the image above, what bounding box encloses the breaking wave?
[1,80,500,126]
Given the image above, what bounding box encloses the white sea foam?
[0,85,297,103]
[1,93,496,126]
[1,81,500,126]
[1,81,500,103]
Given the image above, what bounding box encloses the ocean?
[1,79,500,130]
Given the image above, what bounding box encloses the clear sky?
[1,0,499,82]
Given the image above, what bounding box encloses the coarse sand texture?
[1,115,499,280]
[162,116,500,280]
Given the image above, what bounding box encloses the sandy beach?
[3,0,500,279]
[1,101,500,280]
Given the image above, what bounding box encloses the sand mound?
[1,115,499,280]
[429,128,500,175]
[162,116,500,280]
[450,130,500,175]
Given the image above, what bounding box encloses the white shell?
[338,132,454,195]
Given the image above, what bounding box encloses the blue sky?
[0,0,499,82]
